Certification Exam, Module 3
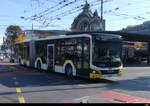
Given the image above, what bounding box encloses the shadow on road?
[0,63,150,97]
[3,63,150,94]
[0,63,115,88]
[104,76,150,92]
[0,63,121,96]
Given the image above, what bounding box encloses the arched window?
[79,21,90,31]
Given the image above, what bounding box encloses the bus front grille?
[94,62,121,68]
[101,70,119,74]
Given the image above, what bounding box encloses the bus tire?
[65,64,73,79]
[37,61,42,71]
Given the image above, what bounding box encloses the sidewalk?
[62,91,150,103]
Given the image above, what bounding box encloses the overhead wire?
[21,0,150,29]
[33,0,111,28]
[40,0,113,28]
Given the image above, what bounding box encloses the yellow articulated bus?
[15,32,123,79]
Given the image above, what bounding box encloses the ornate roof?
[71,1,105,31]
[93,10,99,17]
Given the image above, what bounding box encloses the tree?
[6,25,22,39]
[4,25,23,60]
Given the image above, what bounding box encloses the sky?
[0,0,150,44]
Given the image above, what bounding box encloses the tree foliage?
[6,25,22,38]
[4,25,23,57]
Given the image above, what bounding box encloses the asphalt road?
[0,62,150,103]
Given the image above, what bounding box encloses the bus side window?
[76,44,82,69]
[83,42,90,69]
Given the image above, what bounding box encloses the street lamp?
[20,16,34,39]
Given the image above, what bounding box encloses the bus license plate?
[103,74,117,78]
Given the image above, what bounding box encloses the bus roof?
[15,34,90,44]
[36,32,122,40]
[35,34,91,41]
[15,32,122,44]
[90,33,122,39]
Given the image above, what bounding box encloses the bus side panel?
[54,37,92,78]
[15,42,30,66]
[29,40,36,67]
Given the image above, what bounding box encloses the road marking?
[77,84,98,88]
[62,91,150,103]
[18,97,26,103]
[93,91,150,103]
[74,96,90,101]
[16,88,22,93]
[78,84,89,87]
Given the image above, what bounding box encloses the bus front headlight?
[118,71,123,76]
[92,71,97,74]
[119,65,123,70]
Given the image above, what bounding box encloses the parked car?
[0,55,5,61]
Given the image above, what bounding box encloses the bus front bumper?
[89,71,123,79]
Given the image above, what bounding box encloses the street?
[0,62,150,103]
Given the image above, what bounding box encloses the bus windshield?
[92,36,122,63]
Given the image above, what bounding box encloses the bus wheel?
[65,65,73,79]
[37,61,41,71]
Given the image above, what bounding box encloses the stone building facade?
[71,1,105,32]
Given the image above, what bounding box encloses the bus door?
[47,44,55,70]
[24,45,29,61]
